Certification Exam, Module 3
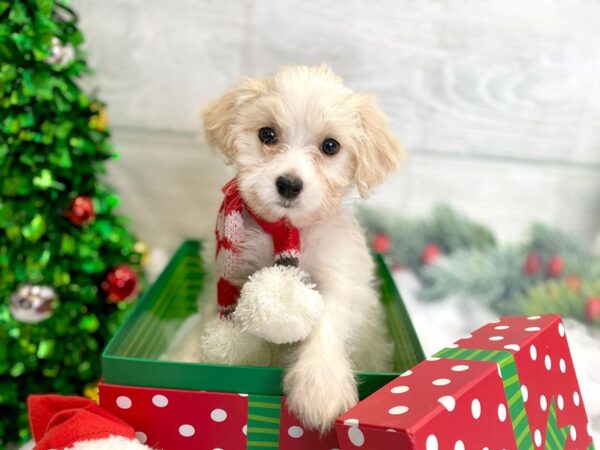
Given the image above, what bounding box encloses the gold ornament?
[89,106,108,131]
[134,241,150,267]
[84,380,100,404]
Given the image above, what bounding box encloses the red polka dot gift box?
[336,315,595,450]
[99,240,425,449]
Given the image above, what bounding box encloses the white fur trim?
[233,265,324,344]
[199,316,273,366]
[65,435,150,450]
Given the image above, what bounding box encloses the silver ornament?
[45,37,75,66]
[9,284,56,324]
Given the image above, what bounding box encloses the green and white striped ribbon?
[246,394,281,448]
[434,347,593,450]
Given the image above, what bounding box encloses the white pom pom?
[199,316,272,366]
[69,435,150,450]
[233,265,324,344]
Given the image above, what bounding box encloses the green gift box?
[99,239,424,449]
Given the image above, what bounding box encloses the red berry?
[546,255,563,277]
[565,275,581,292]
[421,243,441,265]
[523,252,541,275]
[585,297,600,322]
[372,233,391,253]
[65,196,95,226]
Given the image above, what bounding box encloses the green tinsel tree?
[0,1,143,446]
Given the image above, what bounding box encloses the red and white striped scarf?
[215,179,300,316]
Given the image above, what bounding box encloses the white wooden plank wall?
[72,0,600,252]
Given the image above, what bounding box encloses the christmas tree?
[0,1,143,446]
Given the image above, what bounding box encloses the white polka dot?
[454,440,465,450]
[521,385,529,402]
[116,396,132,409]
[427,357,440,361]
[498,403,507,422]
[451,364,469,372]
[504,344,520,351]
[388,406,409,415]
[525,327,541,332]
[559,323,565,337]
[432,378,451,386]
[152,394,168,408]
[438,396,456,412]
[348,426,364,447]
[471,399,481,419]
[243,424,247,435]
[214,448,223,450]
[179,425,195,437]
[426,434,438,450]
[534,429,542,447]
[211,408,227,422]
[559,358,566,373]
[344,418,359,426]
[400,370,413,377]
[573,391,580,406]
[483,448,490,450]
[540,395,548,411]
[528,315,541,320]
[391,386,410,394]
[545,355,552,371]
[288,426,304,438]
[530,345,538,361]
[558,395,564,410]
[135,432,147,444]
[489,336,504,341]
[570,425,577,441]
[495,325,510,330]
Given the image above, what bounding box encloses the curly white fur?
[198,316,273,366]
[66,436,151,450]
[233,265,323,344]
[198,65,402,432]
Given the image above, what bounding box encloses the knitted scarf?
[216,178,300,316]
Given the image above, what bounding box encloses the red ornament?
[585,297,600,322]
[546,255,563,277]
[101,265,139,303]
[372,233,391,253]
[421,243,441,265]
[565,275,581,292]
[523,251,541,275]
[65,196,95,226]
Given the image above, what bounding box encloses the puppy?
[200,65,403,432]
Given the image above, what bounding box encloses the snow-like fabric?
[216,178,300,316]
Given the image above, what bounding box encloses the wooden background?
[72,0,600,253]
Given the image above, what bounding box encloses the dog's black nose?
[276,175,303,200]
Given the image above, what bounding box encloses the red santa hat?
[28,394,151,450]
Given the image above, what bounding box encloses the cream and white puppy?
[201,65,403,431]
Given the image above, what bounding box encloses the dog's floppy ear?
[201,77,267,164]
[353,94,404,198]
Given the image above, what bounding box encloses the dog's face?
[203,65,403,226]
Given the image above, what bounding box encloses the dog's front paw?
[233,265,324,344]
[283,360,358,433]
[199,316,272,366]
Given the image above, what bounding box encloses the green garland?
[1,0,142,446]
[359,205,600,327]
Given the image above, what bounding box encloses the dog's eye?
[258,127,277,145]
[320,138,340,156]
